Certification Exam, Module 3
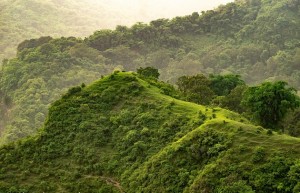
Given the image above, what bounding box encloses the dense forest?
[1,0,299,144]
[0,0,230,62]
[0,0,300,191]
[0,0,140,62]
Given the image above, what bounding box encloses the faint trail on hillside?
[83,175,125,193]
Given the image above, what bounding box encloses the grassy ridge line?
[1,72,300,192]
[129,119,235,170]
[1,0,300,146]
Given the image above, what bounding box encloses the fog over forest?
[1,0,300,191]
[100,0,235,27]
[0,0,233,61]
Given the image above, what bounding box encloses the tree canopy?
[1,0,300,143]
[209,74,245,96]
[137,67,160,79]
[242,81,300,129]
[177,74,214,105]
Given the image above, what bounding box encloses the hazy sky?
[101,0,235,25]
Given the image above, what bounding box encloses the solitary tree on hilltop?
[177,74,215,105]
[137,67,160,80]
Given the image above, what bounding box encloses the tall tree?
[137,67,160,80]
[242,81,300,129]
[177,74,214,105]
[213,85,248,113]
[209,74,245,96]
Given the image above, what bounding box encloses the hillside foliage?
[0,0,300,143]
[0,0,300,191]
[0,0,144,62]
[0,72,300,192]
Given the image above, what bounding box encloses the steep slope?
[0,72,300,192]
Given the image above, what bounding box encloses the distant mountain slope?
[84,0,300,87]
[0,0,232,62]
[0,0,136,62]
[0,72,299,192]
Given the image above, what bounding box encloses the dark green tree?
[213,85,248,113]
[209,74,245,96]
[281,108,300,137]
[137,67,160,79]
[17,36,53,52]
[242,81,300,129]
[177,74,215,105]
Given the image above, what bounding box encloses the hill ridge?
[1,72,300,192]
[1,0,300,145]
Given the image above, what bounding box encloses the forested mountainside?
[0,0,300,144]
[84,0,300,86]
[0,0,139,62]
[0,0,231,62]
[0,72,300,192]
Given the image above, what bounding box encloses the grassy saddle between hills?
[0,72,300,193]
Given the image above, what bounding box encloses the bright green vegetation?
[176,74,300,131]
[0,72,300,192]
[1,0,300,144]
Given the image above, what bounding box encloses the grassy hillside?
[1,0,300,144]
[0,72,299,192]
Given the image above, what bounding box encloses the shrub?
[267,129,273,135]
[252,146,265,163]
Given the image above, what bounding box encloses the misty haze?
[1,0,300,192]
[0,0,233,61]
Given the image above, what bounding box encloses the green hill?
[0,72,300,192]
[1,0,300,144]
